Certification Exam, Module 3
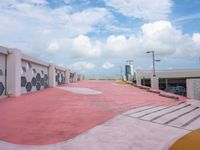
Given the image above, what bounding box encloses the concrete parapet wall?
[55,68,65,86]
[21,59,49,94]
[69,72,74,83]
[0,46,83,98]
[0,53,6,98]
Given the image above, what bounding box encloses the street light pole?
[152,51,156,77]
[146,51,160,77]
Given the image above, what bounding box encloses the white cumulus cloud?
[0,1,112,56]
[193,33,200,45]
[104,20,200,58]
[69,61,95,72]
[102,61,114,69]
[0,0,200,76]
[104,0,172,20]
[47,41,60,53]
[72,35,101,57]
[46,21,200,60]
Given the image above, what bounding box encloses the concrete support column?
[7,49,21,96]
[77,74,80,81]
[82,74,85,80]
[65,69,70,84]
[79,74,82,81]
[136,70,142,86]
[136,77,141,86]
[151,76,159,90]
[80,74,83,80]
[165,79,168,89]
[73,72,77,82]
[49,64,56,87]
[187,79,200,100]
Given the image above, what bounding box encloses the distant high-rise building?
[125,65,131,81]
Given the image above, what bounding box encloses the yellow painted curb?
[169,129,200,150]
[115,80,127,85]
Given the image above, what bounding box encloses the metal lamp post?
[146,51,160,77]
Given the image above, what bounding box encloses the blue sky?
[0,0,200,78]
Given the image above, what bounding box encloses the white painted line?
[129,106,168,118]
[122,105,155,115]
[168,108,200,128]
[141,103,187,121]
[154,106,194,124]
[184,115,200,130]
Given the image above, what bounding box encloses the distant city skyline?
[0,0,200,77]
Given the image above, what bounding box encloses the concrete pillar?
[81,74,85,80]
[136,77,141,86]
[187,79,200,100]
[81,74,84,80]
[77,74,80,81]
[65,69,70,84]
[165,79,168,89]
[79,74,82,81]
[136,70,142,86]
[49,64,56,87]
[73,72,77,82]
[142,77,145,86]
[151,76,159,89]
[7,49,21,96]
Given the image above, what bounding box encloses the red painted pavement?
[0,80,186,145]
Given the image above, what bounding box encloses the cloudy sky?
[0,0,200,77]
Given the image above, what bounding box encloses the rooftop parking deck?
[0,80,199,150]
[0,80,186,146]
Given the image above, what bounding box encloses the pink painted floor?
[0,80,186,145]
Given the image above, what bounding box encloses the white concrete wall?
[69,72,78,83]
[69,72,74,83]
[77,74,81,81]
[0,53,6,98]
[0,45,80,97]
[21,60,49,94]
[55,68,65,86]
[73,72,78,82]
[187,79,200,100]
